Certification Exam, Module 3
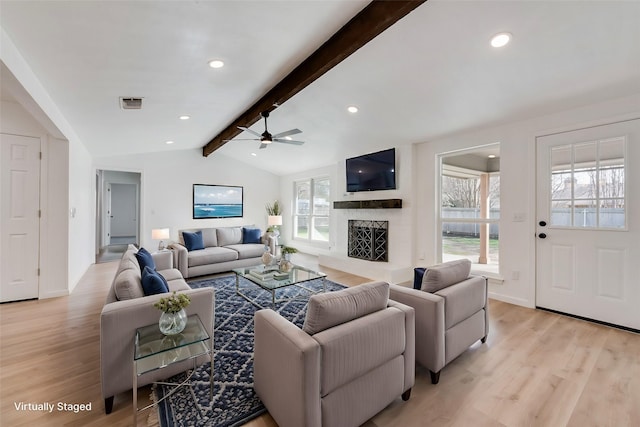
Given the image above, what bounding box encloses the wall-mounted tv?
[193,184,243,219]
[346,148,396,192]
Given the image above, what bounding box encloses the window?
[550,138,626,229]
[438,144,500,275]
[294,177,330,242]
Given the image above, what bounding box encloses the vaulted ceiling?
[2,1,639,176]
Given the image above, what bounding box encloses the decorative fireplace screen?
[348,220,388,262]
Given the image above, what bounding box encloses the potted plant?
[265,200,282,216]
[154,291,191,335]
[281,245,298,260]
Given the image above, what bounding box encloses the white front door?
[0,134,41,302]
[536,118,640,330]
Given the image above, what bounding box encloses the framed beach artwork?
[193,184,243,219]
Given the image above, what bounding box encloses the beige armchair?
[254,281,415,427]
[389,259,488,384]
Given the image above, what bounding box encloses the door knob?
[538,233,547,239]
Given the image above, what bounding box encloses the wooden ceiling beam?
[203,0,427,157]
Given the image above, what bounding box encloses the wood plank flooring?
[1,255,638,427]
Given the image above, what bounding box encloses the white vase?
[159,308,187,335]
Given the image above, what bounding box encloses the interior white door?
[536,118,640,330]
[0,134,41,302]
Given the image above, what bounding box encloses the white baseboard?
[488,292,534,308]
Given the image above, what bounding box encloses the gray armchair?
[253,281,415,427]
[389,259,488,384]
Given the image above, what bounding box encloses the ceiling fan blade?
[272,128,302,139]
[274,139,305,145]
[237,126,262,137]
[225,138,260,141]
[259,143,269,150]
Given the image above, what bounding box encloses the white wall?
[416,93,640,308]
[2,28,95,294]
[94,148,281,250]
[280,144,416,283]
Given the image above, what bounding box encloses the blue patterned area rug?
[153,274,346,427]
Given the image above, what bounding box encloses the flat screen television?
[346,148,396,192]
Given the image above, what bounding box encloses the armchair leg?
[429,370,441,384]
[481,335,487,343]
[104,396,114,414]
[401,388,412,401]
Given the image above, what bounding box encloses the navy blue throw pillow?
[135,247,156,271]
[141,266,169,296]
[413,267,426,290]
[242,227,262,244]
[182,230,204,251]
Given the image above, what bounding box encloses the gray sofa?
[100,245,215,413]
[389,259,488,384]
[170,226,275,278]
[254,281,415,427]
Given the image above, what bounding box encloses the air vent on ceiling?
[120,97,143,110]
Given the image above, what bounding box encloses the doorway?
[96,170,141,263]
[535,118,640,330]
[1,134,40,302]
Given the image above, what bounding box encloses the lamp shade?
[267,215,283,226]
[151,228,170,240]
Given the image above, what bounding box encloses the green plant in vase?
[154,291,191,335]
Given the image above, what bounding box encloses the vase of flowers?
[154,291,191,335]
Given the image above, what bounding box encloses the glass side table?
[133,314,213,426]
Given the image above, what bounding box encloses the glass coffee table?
[133,314,213,426]
[232,264,327,309]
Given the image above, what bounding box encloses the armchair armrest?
[254,309,321,427]
[387,300,416,392]
[168,242,188,278]
[389,284,446,373]
[151,250,173,270]
[99,287,214,400]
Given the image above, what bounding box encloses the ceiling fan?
[233,111,305,149]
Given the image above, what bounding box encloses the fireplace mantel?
[333,199,402,209]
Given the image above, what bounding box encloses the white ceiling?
[2,1,639,176]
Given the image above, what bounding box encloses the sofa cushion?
[188,246,238,267]
[134,247,155,271]
[114,268,144,300]
[141,265,169,295]
[225,243,265,259]
[183,230,205,251]
[303,281,389,335]
[216,226,243,247]
[242,227,262,244]
[422,259,471,293]
[179,228,217,247]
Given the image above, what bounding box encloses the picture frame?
[193,184,243,219]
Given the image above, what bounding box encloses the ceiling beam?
[203,0,427,157]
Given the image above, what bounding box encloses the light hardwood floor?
[1,255,638,427]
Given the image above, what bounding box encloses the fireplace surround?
[348,220,388,262]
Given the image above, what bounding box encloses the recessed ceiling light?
[488,154,496,158]
[208,59,224,69]
[347,106,359,113]
[251,153,257,157]
[284,136,292,141]
[491,32,511,48]
[179,115,190,120]
[165,140,175,145]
